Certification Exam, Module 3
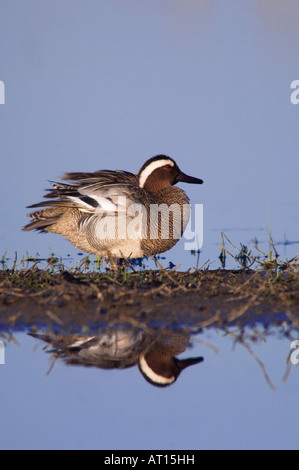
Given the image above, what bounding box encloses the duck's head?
[139,351,204,387]
[138,155,203,192]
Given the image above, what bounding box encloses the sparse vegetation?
[0,232,298,333]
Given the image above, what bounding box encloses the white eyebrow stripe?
[139,355,175,385]
[139,159,174,188]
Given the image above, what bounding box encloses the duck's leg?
[106,252,119,271]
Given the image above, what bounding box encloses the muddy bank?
[0,267,299,331]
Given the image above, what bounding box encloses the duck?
[29,327,204,387]
[23,155,203,259]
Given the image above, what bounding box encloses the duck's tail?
[23,205,66,233]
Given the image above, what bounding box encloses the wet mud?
[1,268,298,332]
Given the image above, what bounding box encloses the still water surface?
[1,314,298,450]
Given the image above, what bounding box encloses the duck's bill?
[176,171,204,185]
[176,356,204,371]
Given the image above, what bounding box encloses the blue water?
[1,322,299,450]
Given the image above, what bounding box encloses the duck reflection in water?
[30,327,204,387]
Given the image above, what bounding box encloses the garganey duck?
[29,328,204,387]
[23,155,203,259]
